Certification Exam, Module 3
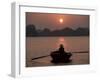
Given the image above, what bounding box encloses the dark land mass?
[26,24,89,37]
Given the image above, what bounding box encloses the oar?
[32,55,50,60]
[31,51,89,60]
[71,51,89,53]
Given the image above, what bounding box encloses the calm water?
[26,37,89,67]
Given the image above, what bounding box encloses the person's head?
[60,44,64,48]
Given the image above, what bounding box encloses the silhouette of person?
[59,44,65,53]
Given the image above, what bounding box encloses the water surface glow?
[26,37,89,67]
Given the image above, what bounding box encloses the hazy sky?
[26,12,89,30]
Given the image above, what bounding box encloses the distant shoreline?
[26,24,89,37]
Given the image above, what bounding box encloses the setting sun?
[59,18,63,24]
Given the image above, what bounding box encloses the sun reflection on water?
[56,37,67,49]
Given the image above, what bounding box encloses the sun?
[59,18,63,24]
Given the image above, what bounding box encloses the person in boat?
[58,44,65,54]
[52,44,66,54]
[52,44,72,56]
[58,44,72,56]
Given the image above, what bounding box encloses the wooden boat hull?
[50,52,72,63]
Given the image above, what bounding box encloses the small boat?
[50,51,72,63]
[32,44,72,63]
[50,44,72,63]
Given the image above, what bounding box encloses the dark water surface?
[26,37,89,67]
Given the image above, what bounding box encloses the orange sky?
[26,12,89,30]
